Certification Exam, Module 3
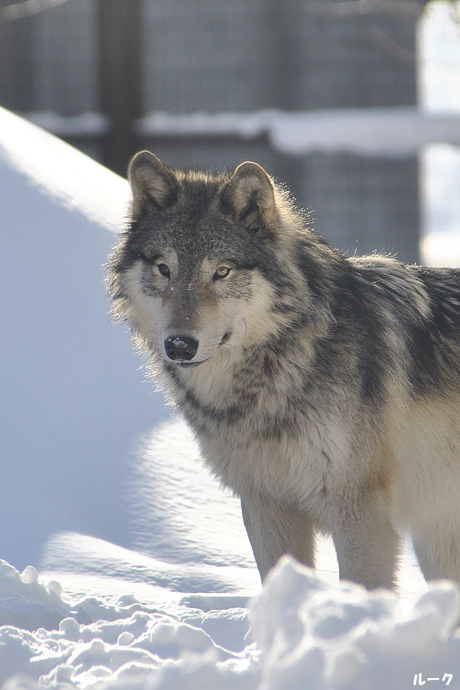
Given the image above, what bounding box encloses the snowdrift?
[0,552,459,690]
[0,106,168,568]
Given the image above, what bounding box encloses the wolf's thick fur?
[108,151,460,589]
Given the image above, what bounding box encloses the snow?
[136,107,460,158]
[23,112,110,138]
[25,107,460,158]
[0,106,167,568]
[0,552,459,690]
[0,106,128,230]
[1,105,460,688]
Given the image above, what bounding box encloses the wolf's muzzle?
[164,335,199,362]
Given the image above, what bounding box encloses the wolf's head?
[108,152,321,372]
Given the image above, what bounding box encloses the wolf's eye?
[155,263,170,278]
[213,266,231,281]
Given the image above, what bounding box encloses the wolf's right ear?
[128,151,179,220]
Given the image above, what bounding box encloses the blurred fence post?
[0,2,34,112]
[98,0,142,177]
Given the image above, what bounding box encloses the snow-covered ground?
[2,105,460,688]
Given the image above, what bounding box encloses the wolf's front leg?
[240,492,315,581]
[331,491,400,590]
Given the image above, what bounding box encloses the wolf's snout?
[164,335,198,362]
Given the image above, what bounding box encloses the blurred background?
[1,0,459,263]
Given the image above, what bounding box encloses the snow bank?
[0,557,459,690]
[0,106,168,568]
[0,106,127,230]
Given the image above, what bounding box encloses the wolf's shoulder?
[344,255,460,310]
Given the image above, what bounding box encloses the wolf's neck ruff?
[108,151,460,592]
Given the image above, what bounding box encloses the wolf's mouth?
[220,331,232,346]
[170,332,233,368]
[175,361,203,368]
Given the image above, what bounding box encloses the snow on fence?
[23,106,460,157]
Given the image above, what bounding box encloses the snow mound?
[0,106,128,230]
[0,105,168,569]
[251,557,460,690]
[0,561,72,632]
[1,557,460,690]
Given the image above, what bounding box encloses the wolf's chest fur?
[164,333,360,517]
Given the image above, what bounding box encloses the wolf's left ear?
[128,151,179,219]
[222,162,277,232]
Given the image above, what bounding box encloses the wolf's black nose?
[164,335,199,361]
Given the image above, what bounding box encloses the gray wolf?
[108,151,460,590]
